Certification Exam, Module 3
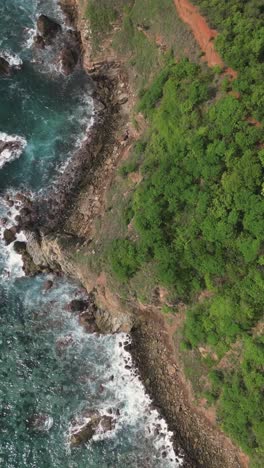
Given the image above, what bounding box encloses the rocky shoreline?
[5,1,248,467]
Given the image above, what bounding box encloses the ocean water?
[0,1,182,467]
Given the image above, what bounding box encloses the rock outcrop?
[37,15,62,42]
[70,410,115,446]
[0,57,11,76]
[24,232,134,333]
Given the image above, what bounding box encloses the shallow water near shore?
[0,1,182,467]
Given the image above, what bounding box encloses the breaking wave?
[0,132,27,170]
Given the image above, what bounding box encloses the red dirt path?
[173,0,237,78]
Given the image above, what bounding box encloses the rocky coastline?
[4,1,248,466]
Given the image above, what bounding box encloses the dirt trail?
[173,0,237,77]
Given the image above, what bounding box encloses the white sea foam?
[101,334,183,466]
[25,27,37,49]
[0,50,23,68]
[0,132,27,169]
[64,322,183,467]
[57,95,95,175]
[0,196,27,279]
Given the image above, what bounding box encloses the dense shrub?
[193,0,264,122]
[109,58,264,458]
[108,239,143,282]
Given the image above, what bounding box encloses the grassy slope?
[80,1,263,465]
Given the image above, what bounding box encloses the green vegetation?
[86,0,200,87]
[108,239,143,282]
[84,0,264,462]
[85,0,126,50]
[193,0,264,122]
[86,2,117,33]
[108,59,264,462]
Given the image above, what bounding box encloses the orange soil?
[173,0,237,78]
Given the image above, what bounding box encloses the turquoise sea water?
[0,1,182,467]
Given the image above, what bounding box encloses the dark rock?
[0,57,11,76]
[78,313,98,333]
[33,34,46,49]
[3,227,17,245]
[67,299,89,313]
[70,410,115,447]
[14,214,22,225]
[43,279,53,291]
[13,241,27,254]
[37,15,62,42]
[59,47,78,75]
[19,206,31,217]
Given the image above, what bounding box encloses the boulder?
[67,299,89,313]
[3,227,17,245]
[13,240,27,254]
[70,410,115,447]
[0,57,11,76]
[37,15,62,42]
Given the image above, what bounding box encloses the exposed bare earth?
[173,0,237,78]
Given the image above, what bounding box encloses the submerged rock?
[43,279,53,291]
[27,413,54,432]
[70,410,115,447]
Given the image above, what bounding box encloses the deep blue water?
[0,1,181,467]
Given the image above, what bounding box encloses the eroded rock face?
[0,57,11,76]
[37,15,62,41]
[70,410,115,447]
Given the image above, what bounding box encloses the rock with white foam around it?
[0,133,27,169]
[70,410,115,447]
[0,51,23,75]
